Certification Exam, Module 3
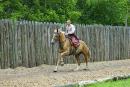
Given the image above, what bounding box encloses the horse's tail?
[82,41,91,59]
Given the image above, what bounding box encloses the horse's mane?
[54,29,65,34]
[59,30,65,34]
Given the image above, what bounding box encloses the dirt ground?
[0,59,130,87]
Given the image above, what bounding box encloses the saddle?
[67,35,80,55]
[68,35,80,48]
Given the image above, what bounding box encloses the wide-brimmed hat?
[66,20,71,23]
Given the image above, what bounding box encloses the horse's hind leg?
[83,51,90,70]
[74,54,80,71]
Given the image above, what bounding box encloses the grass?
[61,78,130,87]
[81,78,130,87]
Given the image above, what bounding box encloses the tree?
[76,0,128,25]
[0,0,128,25]
[127,0,130,26]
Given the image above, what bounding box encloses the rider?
[65,20,80,48]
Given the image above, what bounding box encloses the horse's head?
[51,29,65,44]
[51,29,60,44]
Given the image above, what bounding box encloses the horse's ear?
[56,28,58,33]
[57,28,61,33]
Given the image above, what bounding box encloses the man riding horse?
[65,20,80,48]
[51,20,90,72]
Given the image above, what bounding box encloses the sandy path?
[0,59,130,87]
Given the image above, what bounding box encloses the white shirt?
[66,24,75,34]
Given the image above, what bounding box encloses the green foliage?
[44,9,59,22]
[127,0,130,25]
[68,11,81,22]
[76,0,128,25]
[83,78,130,87]
[0,0,129,25]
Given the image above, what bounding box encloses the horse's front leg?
[54,50,69,72]
[60,50,70,66]
[54,53,61,72]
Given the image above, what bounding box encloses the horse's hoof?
[83,68,89,71]
[53,70,57,72]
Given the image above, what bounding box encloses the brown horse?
[51,29,90,72]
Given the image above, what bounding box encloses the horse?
[51,29,91,72]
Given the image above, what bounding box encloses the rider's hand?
[65,33,68,37]
[65,33,68,36]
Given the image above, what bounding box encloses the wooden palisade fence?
[0,19,130,69]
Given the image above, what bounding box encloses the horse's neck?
[58,32,67,49]
[59,32,66,43]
